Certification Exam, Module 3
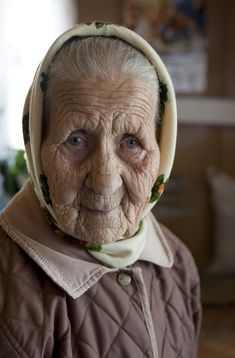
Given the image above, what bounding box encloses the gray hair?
[43,36,160,138]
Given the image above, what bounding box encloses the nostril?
[84,174,93,190]
[84,172,122,195]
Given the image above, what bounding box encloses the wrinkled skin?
[41,77,160,244]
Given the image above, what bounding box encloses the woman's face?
[41,77,160,244]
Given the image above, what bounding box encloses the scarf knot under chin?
[43,211,146,269]
[22,22,177,267]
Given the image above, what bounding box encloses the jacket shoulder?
[160,223,200,286]
[0,225,67,357]
[159,223,202,346]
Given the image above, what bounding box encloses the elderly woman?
[0,22,201,357]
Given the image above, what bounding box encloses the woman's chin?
[73,214,128,245]
[75,225,126,245]
[55,206,134,244]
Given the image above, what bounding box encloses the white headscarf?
[22,22,177,264]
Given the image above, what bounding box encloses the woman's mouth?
[81,205,118,216]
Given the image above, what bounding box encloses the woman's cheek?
[122,172,149,204]
[62,144,91,165]
[140,148,160,186]
[135,150,159,181]
[41,149,73,202]
[123,150,159,203]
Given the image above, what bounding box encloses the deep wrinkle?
[41,77,160,244]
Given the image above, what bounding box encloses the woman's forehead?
[44,77,158,140]
[51,76,158,116]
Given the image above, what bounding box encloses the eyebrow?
[112,115,156,146]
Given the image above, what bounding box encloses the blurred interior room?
[0,0,235,357]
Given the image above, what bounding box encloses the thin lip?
[81,205,117,216]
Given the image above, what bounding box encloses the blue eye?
[67,136,84,147]
[118,135,144,163]
[126,138,140,149]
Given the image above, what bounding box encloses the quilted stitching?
[142,228,201,357]
[69,272,153,357]
[0,316,29,358]
[0,225,201,357]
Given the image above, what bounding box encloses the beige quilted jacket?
[0,183,201,358]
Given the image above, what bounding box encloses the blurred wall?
[153,124,235,267]
[78,0,235,98]
[77,0,235,269]
[207,0,235,97]
[78,0,122,24]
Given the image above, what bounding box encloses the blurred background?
[0,0,235,356]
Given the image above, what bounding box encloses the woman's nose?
[85,170,123,196]
[84,145,123,197]
[84,137,123,195]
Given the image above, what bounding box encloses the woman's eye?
[67,136,84,147]
[117,135,145,164]
[64,131,92,162]
[122,137,140,150]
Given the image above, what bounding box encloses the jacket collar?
[0,181,173,299]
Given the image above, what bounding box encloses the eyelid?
[64,130,90,151]
[67,129,86,137]
[120,134,142,147]
[65,130,88,143]
[121,133,139,141]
